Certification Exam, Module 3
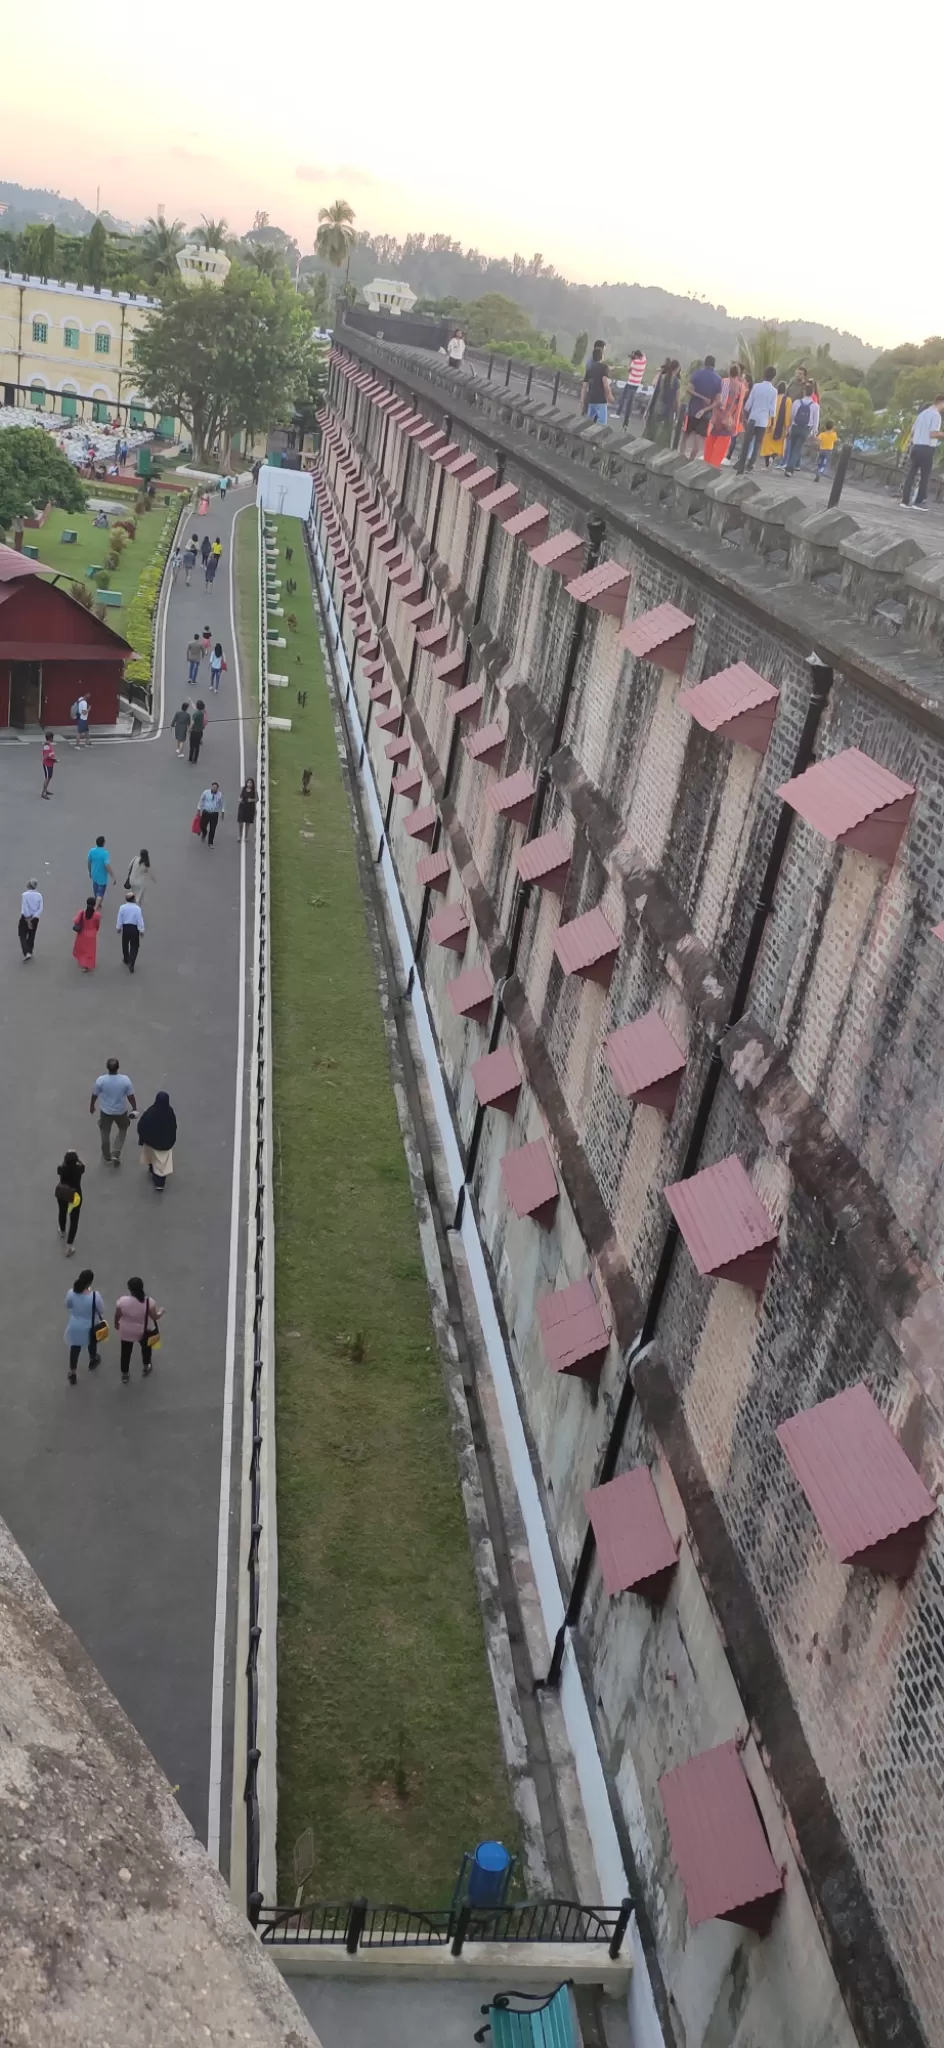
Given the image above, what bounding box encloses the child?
[41,730,56,799]
[815,420,839,482]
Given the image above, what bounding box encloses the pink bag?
[191,812,202,835]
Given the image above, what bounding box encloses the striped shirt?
[627,356,647,387]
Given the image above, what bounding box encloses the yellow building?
[0,273,164,427]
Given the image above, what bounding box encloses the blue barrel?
[467,1840,511,1907]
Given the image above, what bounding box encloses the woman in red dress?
[72,897,101,973]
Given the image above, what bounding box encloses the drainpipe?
[541,652,835,1688]
[454,515,607,1225]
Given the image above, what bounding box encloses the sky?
[2,0,937,351]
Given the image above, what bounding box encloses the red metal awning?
[585,1468,678,1598]
[464,466,498,501]
[384,735,412,764]
[417,848,451,892]
[933,920,944,941]
[554,907,620,989]
[664,1156,778,1296]
[435,650,466,684]
[619,603,695,674]
[370,679,394,705]
[528,529,584,577]
[776,748,916,864]
[445,451,479,480]
[393,767,422,802]
[428,903,470,955]
[430,442,460,467]
[448,964,494,1023]
[446,679,484,722]
[478,481,522,521]
[503,502,550,546]
[680,663,780,755]
[376,704,402,731]
[604,1012,685,1113]
[404,416,432,440]
[516,829,571,893]
[377,537,401,559]
[659,1742,783,1934]
[487,769,535,825]
[500,1138,559,1225]
[537,1278,609,1384]
[776,1383,935,1578]
[404,804,438,843]
[408,604,436,634]
[470,1045,522,1113]
[464,722,505,767]
[565,560,632,617]
[417,429,448,456]
[417,623,451,655]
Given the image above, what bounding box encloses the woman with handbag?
[115,1277,164,1381]
[125,849,155,904]
[64,1269,106,1383]
[72,897,101,974]
[55,1150,85,1256]
[136,1091,177,1190]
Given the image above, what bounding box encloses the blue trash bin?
[467,1840,512,1907]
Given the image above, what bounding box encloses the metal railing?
[258,1895,633,1957]
[244,508,272,1925]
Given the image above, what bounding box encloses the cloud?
[296,163,376,189]
[170,146,221,165]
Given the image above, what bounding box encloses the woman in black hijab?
[136,1091,177,1191]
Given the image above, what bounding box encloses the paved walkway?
[0,485,255,1857]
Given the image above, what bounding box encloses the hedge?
[124,508,177,688]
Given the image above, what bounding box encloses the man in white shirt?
[738,365,779,471]
[446,329,466,368]
[116,888,145,973]
[18,880,43,960]
[901,396,944,510]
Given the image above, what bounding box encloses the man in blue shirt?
[681,356,722,461]
[89,1058,137,1165]
[87,836,115,905]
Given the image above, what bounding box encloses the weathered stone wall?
[314,338,944,2048]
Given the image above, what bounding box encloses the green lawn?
[36,497,173,611]
[257,513,516,1905]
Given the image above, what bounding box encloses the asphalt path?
[0,483,255,1858]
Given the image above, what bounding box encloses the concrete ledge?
[269,1939,631,1991]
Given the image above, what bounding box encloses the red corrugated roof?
[417,848,451,891]
[365,659,386,681]
[503,502,550,542]
[376,537,400,558]
[404,804,438,842]
[393,573,422,598]
[417,429,448,455]
[478,481,521,519]
[464,722,505,766]
[393,767,422,800]
[681,664,779,754]
[464,466,498,500]
[370,679,393,704]
[428,902,470,954]
[436,650,466,683]
[445,451,479,480]
[585,1468,678,1596]
[777,1383,935,1574]
[603,1011,686,1112]
[448,964,494,1021]
[537,1278,610,1381]
[417,623,450,654]
[933,920,944,942]
[619,603,695,660]
[446,680,484,720]
[528,528,585,577]
[384,735,412,763]
[376,704,402,730]
[659,1742,783,1932]
[776,748,916,843]
[565,560,632,616]
[431,442,460,467]
[500,1139,559,1223]
[470,1044,522,1112]
[664,1156,778,1293]
[516,829,572,892]
[404,416,432,440]
[488,769,535,821]
[554,907,620,984]
[382,553,405,577]
[408,603,436,632]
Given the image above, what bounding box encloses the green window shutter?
[95,331,111,355]
[92,400,110,423]
[61,393,77,419]
[32,320,48,343]
[30,384,45,407]
[64,326,79,349]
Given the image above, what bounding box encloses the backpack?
[793,399,812,431]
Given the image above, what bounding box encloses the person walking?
[170,545,182,580]
[137,1090,177,1189]
[580,341,613,425]
[704,364,747,467]
[783,385,815,474]
[189,700,207,764]
[116,888,145,973]
[55,1149,85,1256]
[115,1277,164,1380]
[620,350,647,423]
[172,703,192,757]
[814,419,839,482]
[900,396,944,510]
[18,879,43,960]
[72,693,91,748]
[183,537,198,587]
[208,642,225,692]
[645,359,681,448]
[237,776,257,843]
[201,626,213,661]
[72,898,101,973]
[198,782,224,845]
[41,731,56,798]
[87,836,115,906]
[64,1269,106,1383]
[446,328,466,369]
[90,1059,137,1165]
[211,536,223,566]
[680,356,722,460]
[205,550,220,590]
[186,635,204,686]
[200,536,212,572]
[125,849,155,903]
[738,365,780,471]
[198,490,210,515]
[761,383,791,467]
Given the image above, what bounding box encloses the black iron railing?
[258,1896,633,1958]
[244,509,271,1926]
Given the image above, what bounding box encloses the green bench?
[60,530,78,543]
[86,564,104,578]
[22,543,39,559]
[97,589,122,608]
[474,1985,577,2046]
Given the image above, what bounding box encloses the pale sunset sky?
[2,0,935,350]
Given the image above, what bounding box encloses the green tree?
[822,383,875,441]
[83,217,109,289]
[316,199,356,279]
[302,271,332,324]
[415,294,464,318]
[198,216,229,250]
[133,263,317,463]
[0,427,86,533]
[736,323,802,382]
[572,331,589,367]
[865,338,944,408]
[460,293,536,347]
[247,240,286,280]
[139,214,186,285]
[890,362,944,413]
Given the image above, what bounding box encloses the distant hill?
[0,180,132,235]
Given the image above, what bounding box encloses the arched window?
[32,318,48,344]
[94,330,111,356]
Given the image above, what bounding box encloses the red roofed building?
[0,544,132,728]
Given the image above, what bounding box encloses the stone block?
[783,507,860,545]
[839,529,925,573]
[903,557,944,599]
[708,474,761,506]
[741,491,806,529]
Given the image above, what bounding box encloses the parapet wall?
[314,337,944,2048]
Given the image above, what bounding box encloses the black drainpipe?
[454,514,607,1226]
[542,651,835,1687]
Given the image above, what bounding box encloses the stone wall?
[313,337,944,2048]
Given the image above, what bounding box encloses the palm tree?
[246,241,284,280]
[315,200,356,280]
[139,214,186,285]
[736,323,803,383]
[198,215,229,250]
